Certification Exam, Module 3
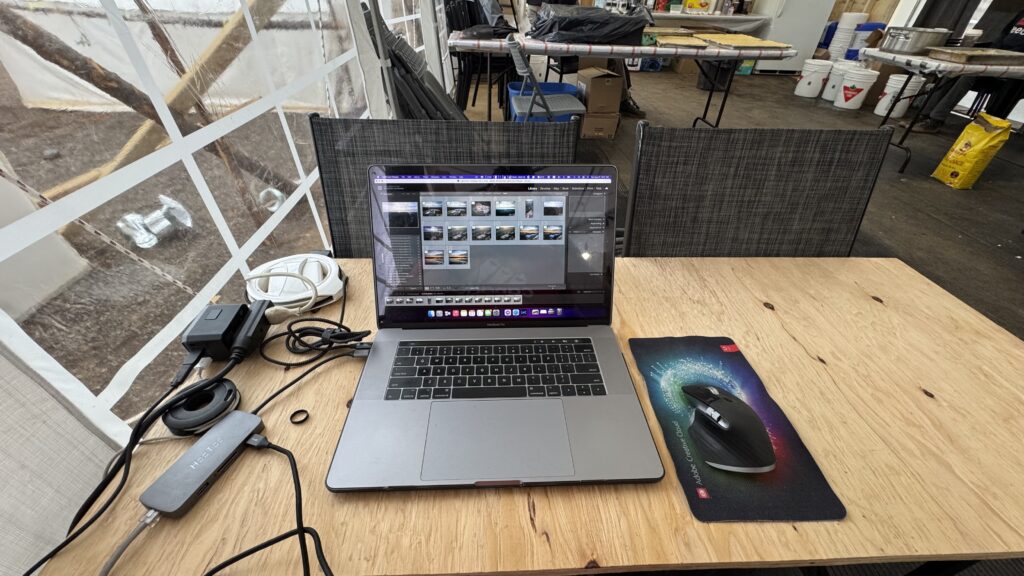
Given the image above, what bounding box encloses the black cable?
[258,281,369,369]
[70,360,237,531]
[252,280,368,414]
[259,317,370,367]
[207,438,334,576]
[65,384,173,534]
[268,443,310,575]
[203,528,300,575]
[302,526,333,576]
[336,280,348,326]
[29,284,365,574]
[23,360,240,576]
[251,351,354,415]
[201,527,331,576]
[68,359,237,531]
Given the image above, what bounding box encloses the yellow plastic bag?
[932,112,1012,190]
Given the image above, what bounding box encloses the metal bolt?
[116,213,158,249]
[116,195,193,249]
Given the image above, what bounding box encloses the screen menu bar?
[374,176,613,184]
[386,294,524,306]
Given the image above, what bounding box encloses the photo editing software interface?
[371,168,615,324]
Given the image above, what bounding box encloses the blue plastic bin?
[508,82,579,122]
[819,21,838,49]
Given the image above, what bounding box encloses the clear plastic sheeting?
[0,0,359,422]
[186,111,303,244]
[0,2,339,112]
[1,161,232,417]
[381,0,425,49]
[473,0,504,26]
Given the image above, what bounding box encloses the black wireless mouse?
[682,384,776,474]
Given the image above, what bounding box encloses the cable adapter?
[172,301,271,388]
[140,411,263,518]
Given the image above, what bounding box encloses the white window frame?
[0,0,370,446]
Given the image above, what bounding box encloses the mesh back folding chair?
[506,34,586,122]
[310,115,580,258]
[623,124,892,257]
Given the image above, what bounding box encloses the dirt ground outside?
[1,60,332,418]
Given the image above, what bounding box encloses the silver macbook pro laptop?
[326,164,664,491]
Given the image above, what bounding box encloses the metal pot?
[879,27,952,55]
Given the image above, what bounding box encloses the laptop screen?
[368,165,617,328]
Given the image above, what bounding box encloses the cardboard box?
[580,113,620,140]
[866,29,885,49]
[578,56,608,70]
[576,67,624,114]
[671,57,699,75]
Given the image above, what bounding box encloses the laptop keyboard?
[384,338,606,400]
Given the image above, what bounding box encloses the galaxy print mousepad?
[629,336,846,522]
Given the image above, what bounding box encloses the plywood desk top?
[43,258,1024,575]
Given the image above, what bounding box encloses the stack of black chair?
[444,0,517,113]
[362,3,466,120]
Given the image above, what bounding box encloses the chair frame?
[544,55,579,83]
[507,34,557,121]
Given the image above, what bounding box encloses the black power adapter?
[172,301,271,388]
[183,304,248,361]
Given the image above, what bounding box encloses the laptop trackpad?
[421,400,574,481]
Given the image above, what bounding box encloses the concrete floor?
[535,67,1024,341]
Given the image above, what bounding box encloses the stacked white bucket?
[834,67,880,109]
[828,12,869,61]
[821,61,860,101]
[873,74,927,117]
[794,59,833,98]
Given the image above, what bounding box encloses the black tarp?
[527,4,652,45]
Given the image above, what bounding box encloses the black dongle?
[140,411,264,517]
[230,300,271,358]
[182,304,248,361]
